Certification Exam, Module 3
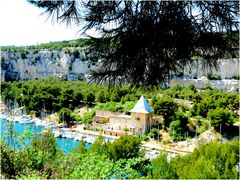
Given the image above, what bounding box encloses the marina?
[0,114,94,153]
[0,112,187,158]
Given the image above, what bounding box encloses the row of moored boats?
[1,114,57,127]
[1,113,115,144]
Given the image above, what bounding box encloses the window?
[136,113,140,120]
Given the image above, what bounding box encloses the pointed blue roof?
[130,95,153,113]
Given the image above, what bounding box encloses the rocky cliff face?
[1,47,239,92]
[183,59,239,79]
[1,48,96,81]
[170,79,239,92]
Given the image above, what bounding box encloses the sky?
[0,0,83,46]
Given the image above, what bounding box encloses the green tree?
[89,135,108,154]
[72,49,80,59]
[152,96,178,128]
[169,112,189,141]
[0,140,15,179]
[29,1,239,87]
[149,128,160,140]
[110,90,121,102]
[191,99,216,118]
[172,140,239,179]
[148,153,176,179]
[108,135,143,160]
[82,110,95,124]
[95,90,108,103]
[74,140,86,154]
[68,153,114,179]
[59,108,72,124]
[73,91,84,106]
[225,93,239,111]
[59,88,75,109]
[207,108,233,129]
[25,131,57,171]
[84,92,95,105]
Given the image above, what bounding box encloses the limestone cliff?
[0,45,239,92]
[1,47,96,81]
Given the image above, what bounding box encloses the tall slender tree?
[29,0,239,88]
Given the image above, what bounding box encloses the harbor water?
[0,118,91,154]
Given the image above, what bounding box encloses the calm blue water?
[0,118,91,154]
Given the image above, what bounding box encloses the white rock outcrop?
[1,48,239,92]
[170,79,239,92]
[1,48,95,81]
[183,59,239,79]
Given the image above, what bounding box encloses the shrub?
[73,49,80,58]
[168,112,189,141]
[20,52,26,59]
[142,134,150,141]
[207,72,221,80]
[110,90,121,102]
[108,135,143,160]
[231,74,240,80]
[64,48,71,54]
[172,140,239,179]
[207,108,233,128]
[97,102,124,112]
[71,113,82,122]
[82,110,95,124]
[84,92,95,105]
[149,128,160,140]
[0,141,15,178]
[95,90,109,103]
[102,117,108,124]
[59,108,72,124]
[191,99,216,118]
[148,153,176,179]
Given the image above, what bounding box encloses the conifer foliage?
[29,1,239,87]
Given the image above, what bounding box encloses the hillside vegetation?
[1,78,239,140]
[1,133,239,179]
[1,39,91,51]
[1,78,239,179]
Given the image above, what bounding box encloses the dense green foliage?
[1,130,238,179]
[107,135,143,160]
[169,112,190,141]
[96,101,136,114]
[1,79,239,138]
[149,84,238,140]
[1,78,141,116]
[1,39,91,52]
[152,96,178,128]
[59,108,72,124]
[149,128,160,140]
[164,84,239,113]
[1,133,149,179]
[147,139,239,179]
[172,140,239,179]
[207,72,222,80]
[163,84,239,119]
[88,135,144,161]
[148,153,176,179]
